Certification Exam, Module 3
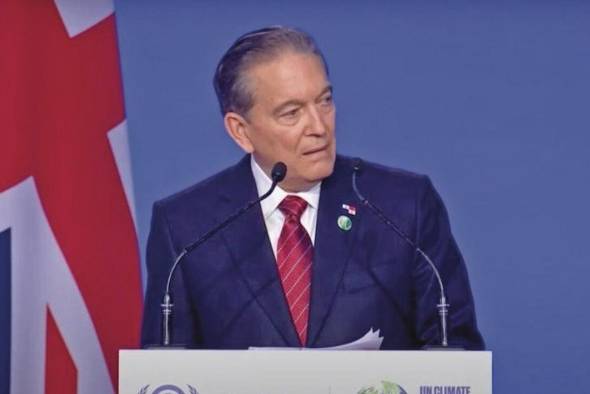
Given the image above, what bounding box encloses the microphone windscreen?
[352,158,363,172]
[271,162,287,182]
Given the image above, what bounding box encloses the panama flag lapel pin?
[342,203,357,216]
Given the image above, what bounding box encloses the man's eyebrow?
[315,85,333,100]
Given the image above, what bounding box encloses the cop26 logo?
[138,384,199,394]
[358,380,408,394]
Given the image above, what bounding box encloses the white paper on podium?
[249,327,383,350]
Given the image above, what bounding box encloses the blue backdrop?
[114,1,590,392]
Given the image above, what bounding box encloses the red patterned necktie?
[277,195,313,346]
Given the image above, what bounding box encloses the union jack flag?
[0,1,142,393]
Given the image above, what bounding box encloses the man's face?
[230,51,336,192]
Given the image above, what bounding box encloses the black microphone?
[351,158,451,348]
[160,161,287,346]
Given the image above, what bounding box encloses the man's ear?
[224,111,254,153]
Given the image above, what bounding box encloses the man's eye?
[320,95,333,106]
[281,108,299,118]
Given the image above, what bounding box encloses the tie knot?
[279,195,308,220]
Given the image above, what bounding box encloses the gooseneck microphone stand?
[160,162,287,346]
[351,159,449,348]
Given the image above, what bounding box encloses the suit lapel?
[307,157,363,346]
[219,156,300,347]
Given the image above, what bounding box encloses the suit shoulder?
[336,154,429,191]
[154,157,247,212]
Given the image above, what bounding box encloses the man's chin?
[306,159,335,183]
[281,162,334,192]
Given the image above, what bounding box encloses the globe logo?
[357,380,408,394]
[137,384,199,394]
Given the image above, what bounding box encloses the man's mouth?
[303,146,328,155]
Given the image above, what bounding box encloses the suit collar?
[250,156,321,221]
[307,156,363,346]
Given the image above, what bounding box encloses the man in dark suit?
[141,27,484,350]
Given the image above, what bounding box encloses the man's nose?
[305,105,327,136]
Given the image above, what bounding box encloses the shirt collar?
[250,156,321,219]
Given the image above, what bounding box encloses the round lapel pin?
[337,215,352,231]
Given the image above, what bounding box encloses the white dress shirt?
[250,156,321,259]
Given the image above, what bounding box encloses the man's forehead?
[247,52,330,105]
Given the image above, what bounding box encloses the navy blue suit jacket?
[141,155,484,349]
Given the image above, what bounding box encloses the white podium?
[119,349,492,394]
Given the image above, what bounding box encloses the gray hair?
[213,26,329,116]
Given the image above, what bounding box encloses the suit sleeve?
[413,176,485,349]
[140,201,201,348]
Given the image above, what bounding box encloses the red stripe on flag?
[45,307,77,394]
[0,0,33,190]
